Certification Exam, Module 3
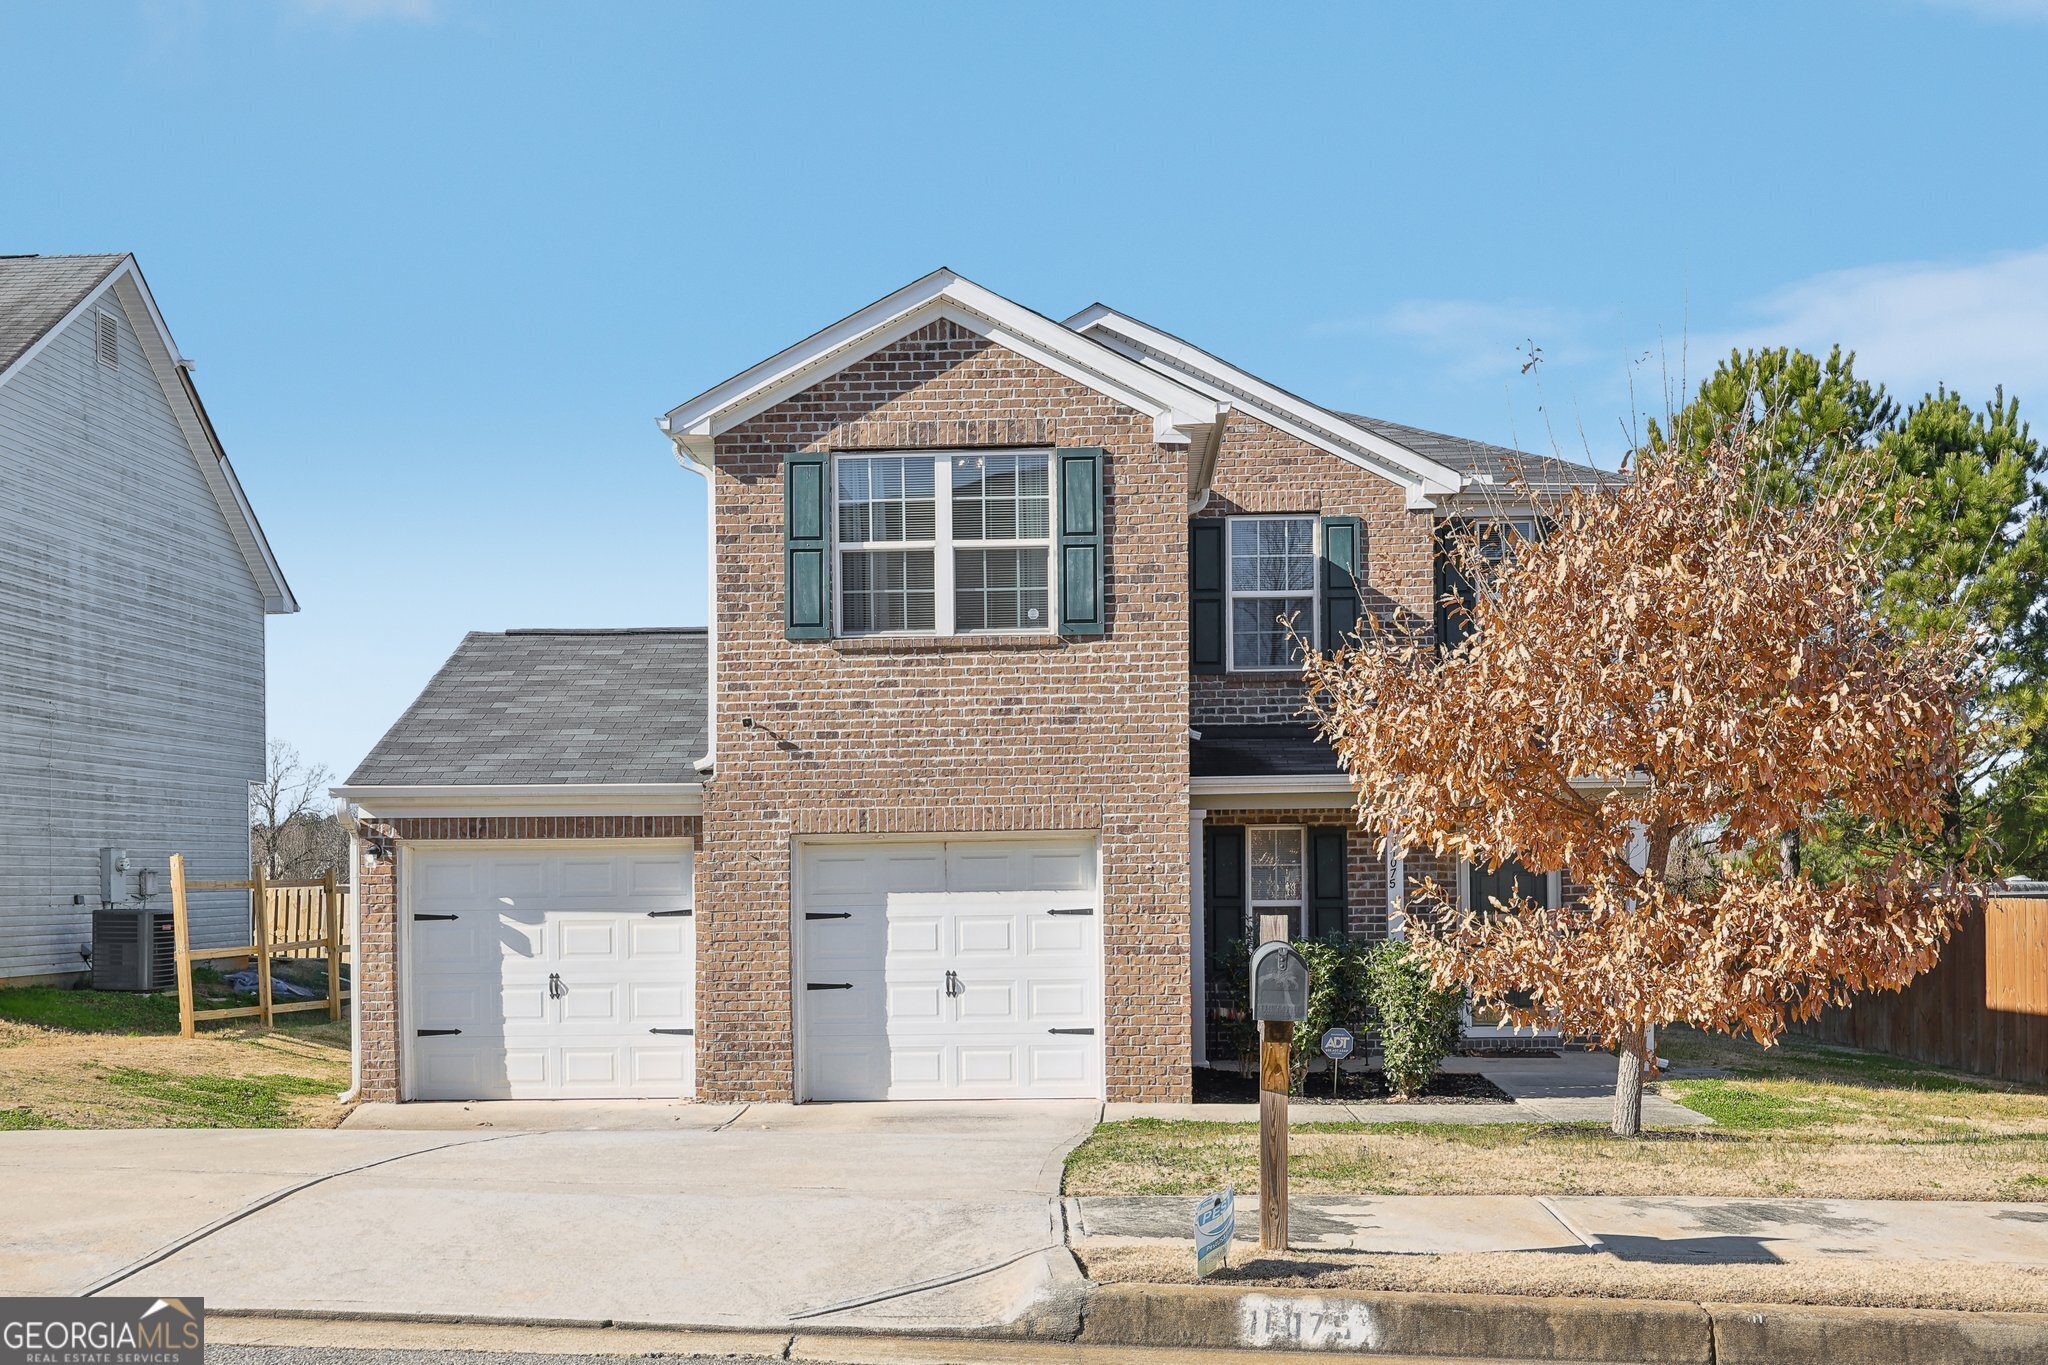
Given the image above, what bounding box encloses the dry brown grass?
[1064,1119,2048,1202]
[0,1015,352,1129]
[1075,1239,2048,1314]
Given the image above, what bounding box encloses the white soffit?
[659,269,1226,463]
[1066,304,1468,509]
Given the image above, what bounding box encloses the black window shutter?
[1319,515,1365,651]
[1190,520,1226,674]
[1309,827,1348,940]
[1057,448,1105,635]
[785,452,831,640]
[1204,824,1246,953]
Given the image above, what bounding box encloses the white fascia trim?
[1191,774,1352,794]
[9,260,302,614]
[658,269,1224,460]
[1066,305,1469,509]
[333,783,705,818]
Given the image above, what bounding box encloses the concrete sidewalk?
[1071,1193,2048,1266]
[0,1102,1102,1335]
[1106,1050,1714,1126]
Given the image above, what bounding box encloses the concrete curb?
[1074,1283,2048,1363]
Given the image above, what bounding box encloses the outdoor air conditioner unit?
[92,908,176,992]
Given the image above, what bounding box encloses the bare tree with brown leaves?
[1304,435,1976,1135]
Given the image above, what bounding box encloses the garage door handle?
[1048,1027,1095,1036]
[413,913,458,922]
[417,1028,461,1037]
[1048,908,1094,916]
[647,909,693,917]
[649,1028,695,1036]
[806,982,853,991]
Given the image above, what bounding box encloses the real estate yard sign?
[1194,1186,1236,1278]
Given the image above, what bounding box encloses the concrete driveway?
[0,1101,1101,1334]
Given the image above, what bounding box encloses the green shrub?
[1206,938,1257,1074]
[1364,940,1464,1098]
[1290,937,1371,1092]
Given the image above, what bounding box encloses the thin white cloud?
[1328,298,1594,383]
[295,0,437,20]
[1701,246,2048,405]
[1917,0,2048,21]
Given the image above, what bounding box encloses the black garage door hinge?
[413,913,458,922]
[805,911,851,920]
[647,909,693,917]
[806,982,853,991]
[416,1028,461,1037]
[649,1027,695,1036]
[1048,1027,1096,1035]
[1048,907,1094,916]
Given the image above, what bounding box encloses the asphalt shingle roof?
[1338,412,1616,493]
[0,254,127,376]
[1190,724,1342,779]
[347,629,710,787]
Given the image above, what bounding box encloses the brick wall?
[702,318,1192,1103]
[1192,410,1436,728]
[352,814,702,1103]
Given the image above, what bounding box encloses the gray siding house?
[0,254,295,985]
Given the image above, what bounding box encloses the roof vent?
[95,311,118,369]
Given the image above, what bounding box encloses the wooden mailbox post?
[1250,923,1310,1251]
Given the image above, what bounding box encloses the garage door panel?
[1026,979,1088,1022]
[1029,1043,1089,1085]
[409,846,694,1101]
[957,1047,1017,1085]
[886,981,946,1024]
[486,860,547,898]
[957,980,1017,1022]
[954,915,1014,955]
[1027,915,1089,955]
[885,916,943,956]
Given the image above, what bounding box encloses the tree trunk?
[1778,829,1801,881]
[1611,1023,1648,1137]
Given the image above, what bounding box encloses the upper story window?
[1228,515,1316,670]
[835,450,1053,636]
[1436,515,1542,649]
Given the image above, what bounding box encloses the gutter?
[331,783,705,817]
[662,421,717,777]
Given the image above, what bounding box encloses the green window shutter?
[1205,824,1246,953]
[1319,515,1365,651]
[1189,519,1226,674]
[785,452,831,640]
[1308,827,1348,940]
[1056,447,1105,635]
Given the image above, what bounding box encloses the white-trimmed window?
[1247,825,1306,937]
[835,450,1053,636]
[1228,515,1316,670]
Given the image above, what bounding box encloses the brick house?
[337,270,1605,1105]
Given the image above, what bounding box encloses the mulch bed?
[1192,1066,1514,1106]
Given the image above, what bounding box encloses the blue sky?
[6,0,2047,784]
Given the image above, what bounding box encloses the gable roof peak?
[659,268,1226,475]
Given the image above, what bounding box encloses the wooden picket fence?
[167,854,348,1037]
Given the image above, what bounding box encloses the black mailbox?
[1249,941,1310,1022]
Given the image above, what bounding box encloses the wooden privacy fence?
[167,854,348,1037]
[1792,893,2048,1086]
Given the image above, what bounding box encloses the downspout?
[338,829,362,1104]
[665,426,717,776]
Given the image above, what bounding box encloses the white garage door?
[798,838,1100,1102]
[407,844,695,1100]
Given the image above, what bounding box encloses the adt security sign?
[1321,1027,1355,1061]
[1194,1186,1236,1278]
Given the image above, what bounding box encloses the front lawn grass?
[1065,1029,2048,1201]
[0,984,351,1129]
